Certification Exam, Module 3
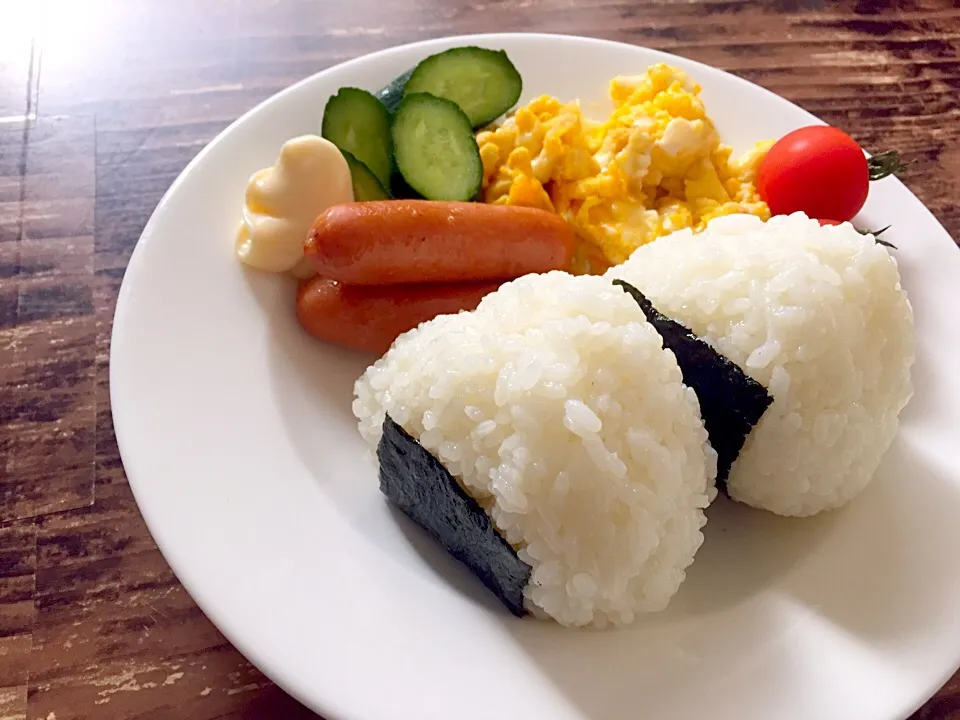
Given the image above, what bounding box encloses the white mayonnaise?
[235,134,353,275]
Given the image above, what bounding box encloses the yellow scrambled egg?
[476,64,773,274]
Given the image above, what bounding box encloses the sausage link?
[295,276,500,355]
[304,200,575,285]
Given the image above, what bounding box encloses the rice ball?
[354,271,718,627]
[607,213,915,517]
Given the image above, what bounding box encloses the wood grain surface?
[0,0,958,718]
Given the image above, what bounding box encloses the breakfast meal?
[231,45,915,626]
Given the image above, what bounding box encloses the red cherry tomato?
[757,126,869,222]
[818,219,843,226]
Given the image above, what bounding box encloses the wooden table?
[0,0,958,717]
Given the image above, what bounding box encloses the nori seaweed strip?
[377,414,532,616]
[613,280,773,486]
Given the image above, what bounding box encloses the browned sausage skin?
[304,200,576,285]
[295,276,500,355]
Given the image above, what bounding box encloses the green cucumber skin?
[391,93,482,202]
[403,46,522,128]
[376,69,414,114]
[341,150,391,202]
[320,87,393,188]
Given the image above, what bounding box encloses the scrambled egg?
[476,64,773,274]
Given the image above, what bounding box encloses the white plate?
[110,33,960,720]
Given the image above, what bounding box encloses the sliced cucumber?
[342,150,391,201]
[403,47,522,128]
[376,69,413,114]
[391,93,482,202]
[321,87,393,188]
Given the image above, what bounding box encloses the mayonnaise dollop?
[235,134,353,276]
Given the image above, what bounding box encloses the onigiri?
[606,212,915,517]
[353,272,718,628]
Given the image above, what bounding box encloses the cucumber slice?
[403,47,522,128]
[391,93,482,202]
[321,87,393,188]
[376,69,413,114]
[342,150,391,201]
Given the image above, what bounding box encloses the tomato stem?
[867,151,908,181]
[857,225,896,248]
